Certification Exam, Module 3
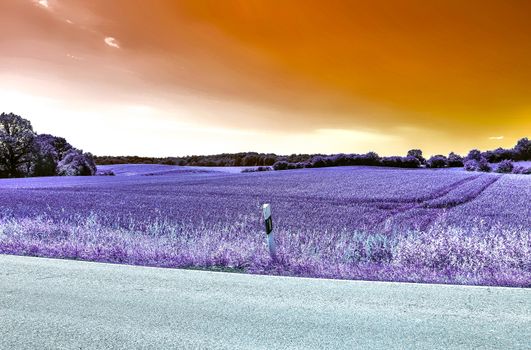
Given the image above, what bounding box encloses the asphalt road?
[0,255,529,349]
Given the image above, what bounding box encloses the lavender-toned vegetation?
[94,137,530,175]
[0,165,529,286]
[0,113,95,178]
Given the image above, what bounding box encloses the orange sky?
[0,0,530,156]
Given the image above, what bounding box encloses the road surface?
[0,254,529,349]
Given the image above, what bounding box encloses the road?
[0,254,529,349]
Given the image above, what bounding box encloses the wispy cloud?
[489,136,504,140]
[104,37,120,49]
[66,53,83,61]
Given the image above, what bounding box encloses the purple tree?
[427,155,448,168]
[57,150,97,176]
[0,113,35,178]
[447,152,464,167]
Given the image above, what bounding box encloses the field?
[0,164,529,287]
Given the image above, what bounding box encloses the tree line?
[94,138,530,173]
[3,112,528,177]
[0,113,96,178]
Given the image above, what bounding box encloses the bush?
[482,148,515,163]
[447,152,464,167]
[466,149,482,162]
[363,152,380,166]
[512,166,531,175]
[477,157,492,172]
[464,160,477,171]
[427,155,448,168]
[309,156,327,168]
[406,149,425,164]
[272,161,289,171]
[495,160,514,173]
[57,150,97,176]
[514,137,530,161]
[97,169,115,176]
[381,156,420,168]
[241,166,272,173]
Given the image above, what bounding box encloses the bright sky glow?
[0,0,529,156]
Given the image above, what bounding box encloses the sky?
[0,0,530,157]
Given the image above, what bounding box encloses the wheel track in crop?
[377,174,502,227]
[421,175,502,209]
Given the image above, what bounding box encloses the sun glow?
[1,0,529,156]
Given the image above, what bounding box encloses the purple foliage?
[381,156,420,168]
[447,152,464,167]
[0,165,529,286]
[57,150,96,176]
[1,113,95,178]
[466,149,482,162]
[464,159,477,171]
[427,155,448,168]
[495,160,514,173]
[514,137,530,161]
[406,149,425,165]
[477,157,492,172]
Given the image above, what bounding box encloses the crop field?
[0,165,529,286]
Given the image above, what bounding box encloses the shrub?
[464,160,477,171]
[57,150,97,176]
[466,149,482,162]
[97,169,115,176]
[309,156,327,168]
[512,166,531,175]
[406,149,425,164]
[514,137,530,161]
[427,155,448,168]
[381,156,420,168]
[447,152,464,167]
[477,157,492,172]
[402,156,421,168]
[495,160,514,173]
[288,162,305,169]
[482,148,515,163]
[363,152,381,166]
[272,161,289,171]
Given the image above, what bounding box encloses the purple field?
[0,165,529,286]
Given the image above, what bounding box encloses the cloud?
[37,0,49,8]
[489,136,504,140]
[66,53,83,60]
[104,37,120,49]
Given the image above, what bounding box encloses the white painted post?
[262,203,276,260]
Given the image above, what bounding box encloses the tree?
[514,137,530,161]
[31,134,74,177]
[0,113,35,178]
[447,152,464,167]
[407,149,425,164]
[466,149,482,162]
[477,157,492,172]
[496,160,514,173]
[427,155,448,168]
[57,150,96,176]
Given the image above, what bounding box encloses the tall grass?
[1,214,528,287]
